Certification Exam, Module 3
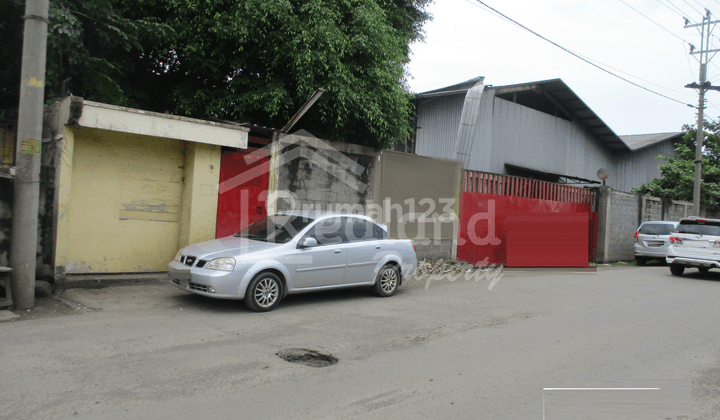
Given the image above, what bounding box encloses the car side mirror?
[298,237,318,248]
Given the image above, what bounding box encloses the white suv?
[666,217,720,276]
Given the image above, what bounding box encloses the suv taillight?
[670,236,683,244]
[411,240,416,252]
[634,231,639,242]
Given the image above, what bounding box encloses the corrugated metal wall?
[415,94,464,160]
[415,90,675,193]
[488,98,617,184]
[613,141,678,193]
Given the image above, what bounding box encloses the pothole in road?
[277,348,338,368]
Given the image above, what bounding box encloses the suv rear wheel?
[670,264,685,276]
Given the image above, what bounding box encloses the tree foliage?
[634,121,720,210]
[2,0,432,148]
[0,0,173,110]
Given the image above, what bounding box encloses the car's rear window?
[638,223,677,235]
[676,221,720,236]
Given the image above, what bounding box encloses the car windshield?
[676,222,720,236]
[235,215,314,243]
[638,223,676,235]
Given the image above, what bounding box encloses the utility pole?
[685,9,720,216]
[11,0,50,309]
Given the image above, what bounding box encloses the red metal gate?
[458,171,597,267]
[216,147,270,238]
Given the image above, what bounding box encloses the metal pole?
[11,0,50,309]
[693,63,705,217]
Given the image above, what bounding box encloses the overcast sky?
[405,0,720,136]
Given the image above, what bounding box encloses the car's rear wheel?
[245,272,282,312]
[698,267,710,273]
[670,264,685,276]
[373,264,399,297]
[635,257,646,266]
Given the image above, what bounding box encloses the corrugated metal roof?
[417,76,485,98]
[619,132,684,151]
[490,79,628,151]
[418,77,632,152]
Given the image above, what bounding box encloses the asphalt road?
[2,265,720,419]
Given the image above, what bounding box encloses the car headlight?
[205,257,236,271]
[174,249,183,262]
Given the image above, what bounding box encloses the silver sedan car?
[168,211,418,311]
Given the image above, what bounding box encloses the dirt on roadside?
[11,294,85,321]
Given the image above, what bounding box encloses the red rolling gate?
[458,171,598,267]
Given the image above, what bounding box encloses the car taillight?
[714,240,720,248]
[634,231,639,242]
[670,236,683,244]
[411,240,416,252]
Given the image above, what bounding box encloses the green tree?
[634,120,720,210]
[0,0,173,110]
[2,0,432,149]
[160,0,431,148]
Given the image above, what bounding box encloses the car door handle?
[334,249,342,253]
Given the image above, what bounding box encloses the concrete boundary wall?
[595,187,720,262]
[270,136,462,260]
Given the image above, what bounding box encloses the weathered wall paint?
[54,125,75,274]
[178,142,221,249]
[58,127,186,273]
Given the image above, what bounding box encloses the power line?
[658,0,697,21]
[577,49,695,97]
[619,0,695,44]
[682,0,706,16]
[468,0,697,108]
[690,0,712,12]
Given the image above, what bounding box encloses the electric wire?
[469,0,697,108]
[620,0,695,44]
[682,0,706,16]
[658,0,697,21]
[690,0,712,12]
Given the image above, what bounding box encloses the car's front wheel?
[373,264,399,297]
[670,264,685,276]
[245,272,282,312]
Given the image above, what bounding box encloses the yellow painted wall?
[57,127,208,273]
[178,142,221,248]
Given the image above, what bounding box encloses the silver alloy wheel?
[255,277,279,308]
[379,267,398,294]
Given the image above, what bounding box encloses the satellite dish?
[597,168,609,180]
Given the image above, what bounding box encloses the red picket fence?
[462,170,595,207]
